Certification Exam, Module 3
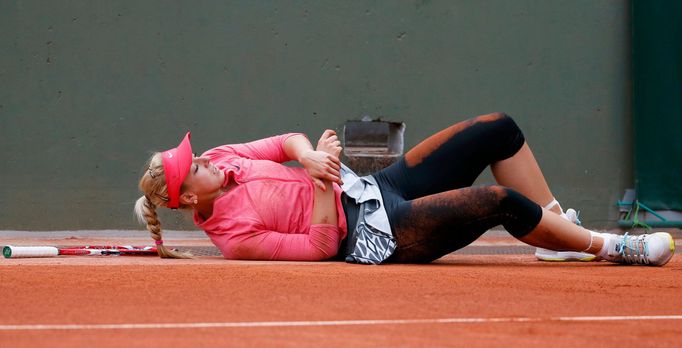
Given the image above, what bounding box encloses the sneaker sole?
[535,253,597,262]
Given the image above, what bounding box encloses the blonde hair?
[134,152,193,258]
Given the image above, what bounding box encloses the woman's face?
[180,156,225,203]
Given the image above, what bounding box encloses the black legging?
[369,112,543,263]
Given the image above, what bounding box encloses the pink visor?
[161,132,193,209]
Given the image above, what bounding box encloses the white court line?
[1,315,681,331]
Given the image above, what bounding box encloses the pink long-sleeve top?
[193,133,348,261]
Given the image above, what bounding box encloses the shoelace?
[615,232,649,264]
[574,210,582,226]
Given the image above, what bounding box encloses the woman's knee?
[483,112,521,136]
[472,112,525,159]
[489,185,543,236]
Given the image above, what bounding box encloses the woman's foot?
[599,232,675,266]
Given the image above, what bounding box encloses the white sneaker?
[535,208,597,262]
[602,232,675,266]
[535,247,597,262]
[565,208,581,226]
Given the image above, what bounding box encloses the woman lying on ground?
[134,112,675,266]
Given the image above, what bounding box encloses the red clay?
[1,253,681,347]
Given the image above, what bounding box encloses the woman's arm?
[215,219,341,261]
[283,133,342,190]
[284,131,342,226]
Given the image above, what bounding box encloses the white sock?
[544,198,568,220]
[594,232,614,260]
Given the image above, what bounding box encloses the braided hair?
[134,153,192,258]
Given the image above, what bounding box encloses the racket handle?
[3,246,59,258]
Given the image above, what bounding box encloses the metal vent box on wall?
[342,119,405,175]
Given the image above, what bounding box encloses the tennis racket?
[3,245,159,258]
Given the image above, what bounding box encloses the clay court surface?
[1,231,681,347]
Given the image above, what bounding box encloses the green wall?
[633,0,682,211]
[0,0,632,230]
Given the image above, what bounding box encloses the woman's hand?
[298,130,343,191]
[316,129,342,158]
